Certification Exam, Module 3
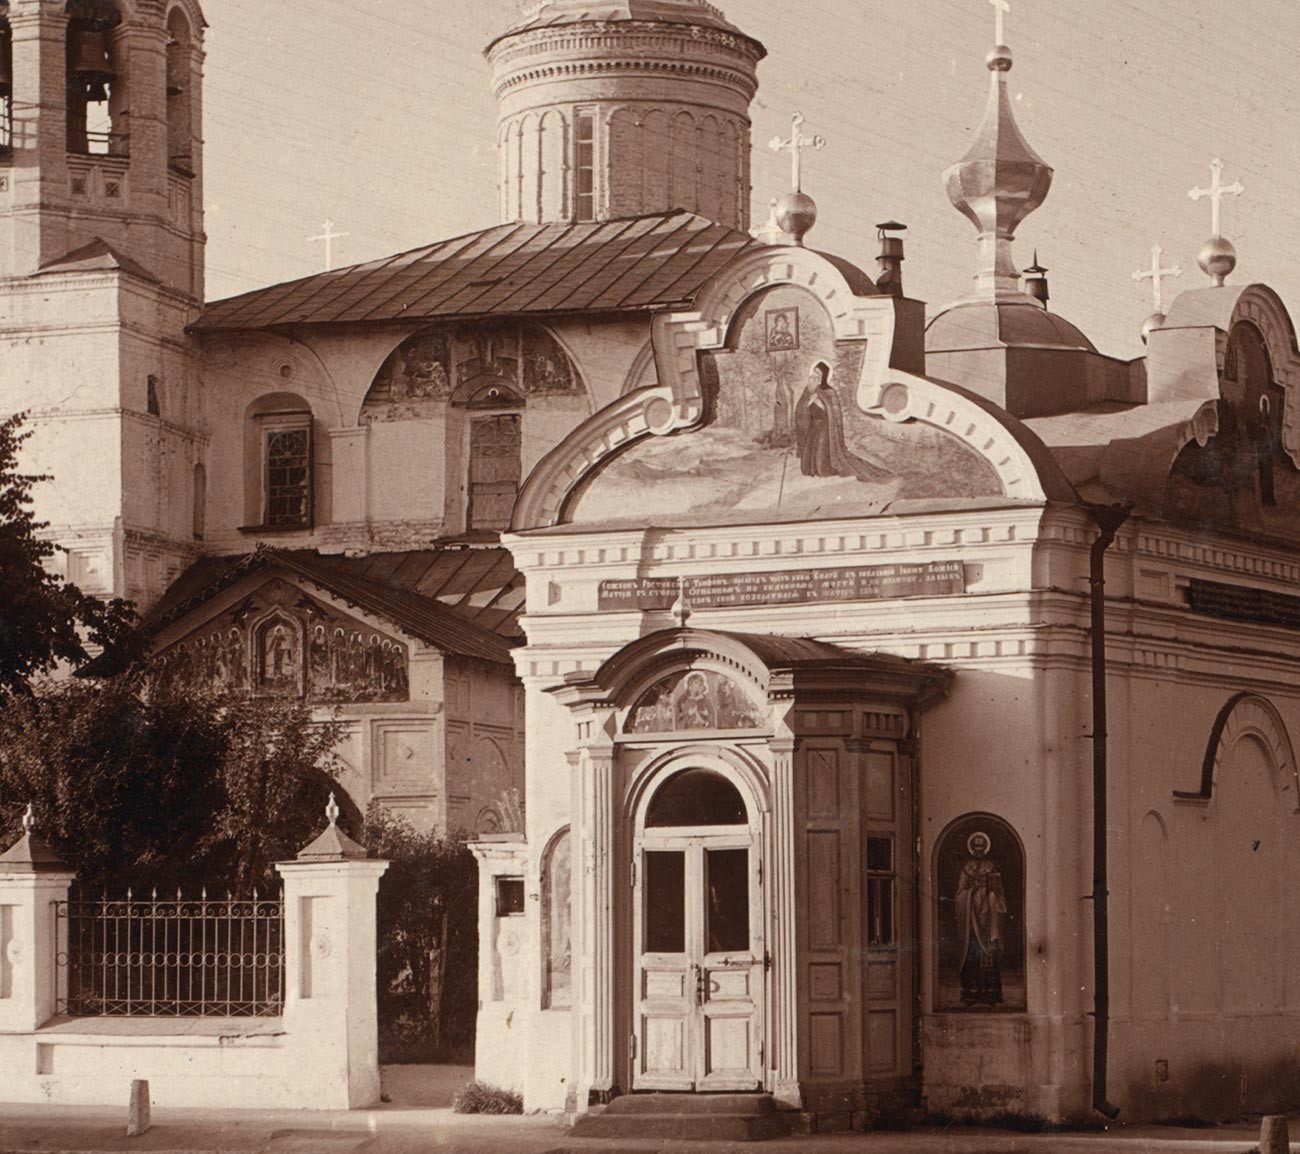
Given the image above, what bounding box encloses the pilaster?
[768,735,801,1108]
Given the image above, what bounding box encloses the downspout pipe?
[1087,504,1129,1121]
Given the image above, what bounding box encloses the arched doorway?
[632,765,764,1092]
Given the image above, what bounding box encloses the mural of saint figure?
[955,830,1007,1006]
[674,671,714,730]
[794,361,890,482]
[259,622,298,693]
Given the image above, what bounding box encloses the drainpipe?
[1087,504,1129,1121]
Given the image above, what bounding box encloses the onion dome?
[943,44,1053,299]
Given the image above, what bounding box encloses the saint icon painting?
[935,813,1026,1011]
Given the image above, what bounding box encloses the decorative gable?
[154,578,410,703]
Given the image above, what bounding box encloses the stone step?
[603,1092,782,1117]
[569,1094,790,1142]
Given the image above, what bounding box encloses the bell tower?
[485,1,765,230]
[0,0,208,611]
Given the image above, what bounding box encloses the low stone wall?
[0,815,388,1110]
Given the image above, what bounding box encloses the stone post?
[1260,1116,1290,1154]
[0,806,76,1033]
[275,795,389,1110]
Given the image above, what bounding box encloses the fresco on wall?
[155,579,409,703]
[566,284,1005,528]
[626,669,766,734]
[934,814,1026,1011]
[1167,321,1300,539]
[361,323,584,421]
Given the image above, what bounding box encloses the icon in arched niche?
[626,669,766,734]
[255,614,302,695]
[934,813,1026,1011]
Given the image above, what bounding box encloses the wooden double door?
[632,828,765,1092]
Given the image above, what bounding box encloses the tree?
[0,673,345,895]
[363,805,478,1061]
[0,412,137,697]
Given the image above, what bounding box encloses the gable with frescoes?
[154,578,410,704]
[564,283,1004,529]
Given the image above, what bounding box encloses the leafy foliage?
[0,673,344,894]
[452,1081,522,1115]
[0,413,138,698]
[363,805,478,1062]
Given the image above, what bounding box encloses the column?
[576,744,617,1106]
[769,737,801,1108]
[0,809,76,1033]
[275,800,389,1110]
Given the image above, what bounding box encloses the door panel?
[634,835,762,1092]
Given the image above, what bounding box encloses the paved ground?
[0,1067,1293,1154]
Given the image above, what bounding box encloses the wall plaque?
[1185,578,1300,629]
[598,561,965,612]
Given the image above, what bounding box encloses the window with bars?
[866,836,895,948]
[574,111,595,222]
[262,416,312,528]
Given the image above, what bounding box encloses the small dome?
[495,0,750,40]
[926,298,1097,354]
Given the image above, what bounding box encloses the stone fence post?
[0,807,76,1034]
[275,795,389,1109]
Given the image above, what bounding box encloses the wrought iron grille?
[56,890,285,1018]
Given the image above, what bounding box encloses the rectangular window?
[866,836,895,947]
[468,413,521,533]
[495,877,526,917]
[261,414,313,528]
[574,111,595,222]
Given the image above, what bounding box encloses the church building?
[2,0,1299,1130]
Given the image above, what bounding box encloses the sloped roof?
[926,298,1096,353]
[193,211,760,332]
[39,238,159,284]
[150,547,525,665]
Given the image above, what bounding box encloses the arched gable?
[511,247,1071,531]
[1176,691,1300,810]
[1230,284,1300,470]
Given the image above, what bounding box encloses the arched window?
[66,1,126,157]
[542,828,572,1009]
[934,813,1026,1012]
[165,8,193,173]
[244,393,314,530]
[646,769,748,828]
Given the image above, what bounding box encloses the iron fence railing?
[56,889,284,1018]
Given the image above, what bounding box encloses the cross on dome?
[768,112,825,195]
[1188,158,1244,239]
[1132,244,1182,314]
[990,0,1010,44]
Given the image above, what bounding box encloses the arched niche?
[359,322,585,423]
[251,611,304,697]
[541,826,572,1010]
[1176,691,1299,809]
[164,6,194,171]
[933,812,1026,1012]
[562,283,1004,530]
[624,668,767,735]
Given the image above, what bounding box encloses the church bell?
[69,26,115,101]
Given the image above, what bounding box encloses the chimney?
[875,221,906,298]
[1024,251,1050,307]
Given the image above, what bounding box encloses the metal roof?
[193,211,761,332]
[149,547,525,665]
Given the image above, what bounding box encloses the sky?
[199,0,1300,361]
